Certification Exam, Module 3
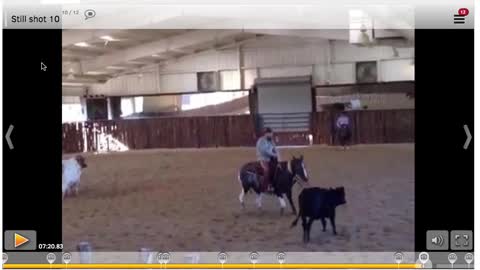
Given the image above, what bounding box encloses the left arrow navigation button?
[5,125,13,150]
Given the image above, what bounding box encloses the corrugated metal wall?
[86,37,414,96]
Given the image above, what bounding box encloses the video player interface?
[2,0,474,269]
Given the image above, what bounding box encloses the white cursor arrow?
[464,125,472,150]
[5,125,13,150]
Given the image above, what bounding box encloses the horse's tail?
[290,206,302,228]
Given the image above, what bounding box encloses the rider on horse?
[256,127,279,192]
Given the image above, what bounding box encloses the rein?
[293,174,310,189]
[288,160,309,189]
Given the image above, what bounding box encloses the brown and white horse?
[237,156,309,215]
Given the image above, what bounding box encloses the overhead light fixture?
[106,65,128,70]
[86,71,109,75]
[62,82,84,86]
[74,42,89,47]
[100,35,115,41]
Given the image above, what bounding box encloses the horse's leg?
[320,218,327,232]
[255,192,263,210]
[239,188,246,208]
[238,172,250,208]
[73,182,79,196]
[277,194,287,216]
[286,190,297,215]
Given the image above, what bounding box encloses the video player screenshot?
[1,0,475,269]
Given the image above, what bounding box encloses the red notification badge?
[458,8,469,16]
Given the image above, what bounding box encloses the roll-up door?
[255,76,312,133]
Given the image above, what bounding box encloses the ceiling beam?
[124,60,151,66]
[63,50,101,60]
[315,81,414,96]
[169,48,195,54]
[62,74,109,84]
[81,30,243,72]
[62,30,126,47]
[243,29,349,40]
[62,85,87,96]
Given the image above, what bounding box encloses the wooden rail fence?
[311,109,415,145]
[62,115,256,153]
[62,110,414,153]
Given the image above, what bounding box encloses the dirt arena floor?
[63,144,414,252]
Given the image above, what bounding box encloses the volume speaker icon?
[432,235,444,246]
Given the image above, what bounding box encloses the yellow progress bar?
[3,264,421,269]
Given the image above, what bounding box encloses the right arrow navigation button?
[463,125,472,149]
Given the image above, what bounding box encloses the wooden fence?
[312,109,415,145]
[62,115,256,153]
[62,110,414,153]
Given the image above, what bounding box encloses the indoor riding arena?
[62,28,415,253]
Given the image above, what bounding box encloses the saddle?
[241,161,263,174]
[254,163,265,176]
[241,160,284,193]
[250,160,283,176]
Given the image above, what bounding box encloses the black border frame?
[1,28,474,254]
[3,29,63,252]
[414,29,474,251]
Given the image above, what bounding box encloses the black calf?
[291,187,346,243]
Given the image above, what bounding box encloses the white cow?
[62,155,87,199]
